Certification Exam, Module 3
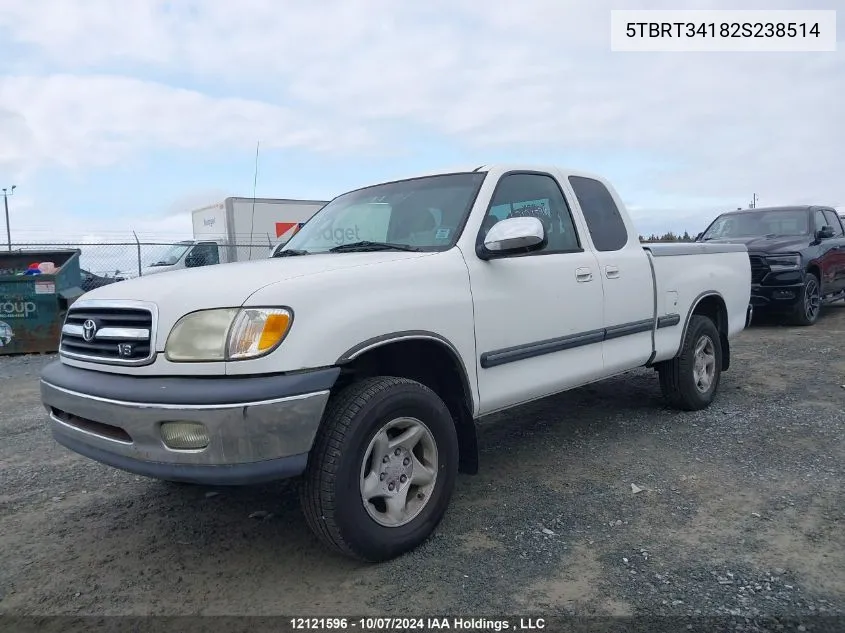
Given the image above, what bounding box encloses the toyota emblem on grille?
[82,319,98,342]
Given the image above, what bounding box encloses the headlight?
[765,254,801,272]
[165,308,238,361]
[165,307,292,362]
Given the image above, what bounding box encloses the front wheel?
[300,376,459,562]
[658,315,723,411]
[787,273,821,326]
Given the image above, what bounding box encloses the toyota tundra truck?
[40,165,752,562]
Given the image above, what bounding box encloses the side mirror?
[184,254,200,267]
[695,232,703,242]
[479,216,545,259]
[816,226,835,240]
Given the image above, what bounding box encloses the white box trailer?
[143,197,327,275]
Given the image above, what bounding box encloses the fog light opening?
[160,421,210,450]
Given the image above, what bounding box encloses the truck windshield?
[280,173,487,253]
[149,242,192,266]
[701,209,810,240]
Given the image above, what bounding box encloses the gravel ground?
[1,305,843,626]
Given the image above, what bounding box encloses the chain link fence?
[4,235,700,280]
[3,241,277,281]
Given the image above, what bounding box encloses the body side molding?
[480,315,681,369]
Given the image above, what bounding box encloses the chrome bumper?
[40,361,339,484]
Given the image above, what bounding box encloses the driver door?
[187,242,220,267]
[464,171,605,415]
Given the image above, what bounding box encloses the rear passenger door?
[566,176,655,374]
[822,209,845,292]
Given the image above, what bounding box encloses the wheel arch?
[335,331,479,475]
[677,292,731,371]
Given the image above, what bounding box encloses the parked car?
[697,205,845,326]
[80,269,125,293]
[40,165,751,561]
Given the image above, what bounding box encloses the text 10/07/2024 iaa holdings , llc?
[289,617,547,632]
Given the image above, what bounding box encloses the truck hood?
[81,251,433,311]
[703,235,810,253]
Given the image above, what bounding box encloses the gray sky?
[0,0,842,242]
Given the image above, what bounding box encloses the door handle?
[605,266,620,279]
[575,267,593,283]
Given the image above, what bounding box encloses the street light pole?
[2,185,14,251]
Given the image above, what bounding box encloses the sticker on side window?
[435,228,451,240]
[511,199,551,218]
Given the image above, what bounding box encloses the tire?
[658,315,722,411]
[300,376,459,562]
[787,273,821,326]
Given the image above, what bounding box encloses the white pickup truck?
[41,165,751,562]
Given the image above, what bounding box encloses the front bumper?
[40,360,340,485]
[750,282,804,311]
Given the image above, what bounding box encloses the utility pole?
[2,185,15,251]
[749,193,758,209]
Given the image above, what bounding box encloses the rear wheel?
[301,376,459,562]
[658,315,722,411]
[787,273,821,326]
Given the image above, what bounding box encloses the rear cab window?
[568,176,629,252]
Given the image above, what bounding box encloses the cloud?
[11,209,193,243]
[0,0,843,217]
[0,74,375,175]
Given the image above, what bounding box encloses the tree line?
[638,231,695,243]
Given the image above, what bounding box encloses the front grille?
[60,303,156,365]
[748,255,769,284]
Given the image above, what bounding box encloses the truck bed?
[644,241,750,365]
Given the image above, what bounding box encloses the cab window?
[478,173,581,254]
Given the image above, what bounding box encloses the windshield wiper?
[273,249,309,257]
[328,241,421,253]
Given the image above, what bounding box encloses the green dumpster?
[0,249,85,355]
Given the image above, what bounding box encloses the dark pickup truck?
[698,205,845,326]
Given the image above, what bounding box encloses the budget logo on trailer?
[275,222,304,239]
